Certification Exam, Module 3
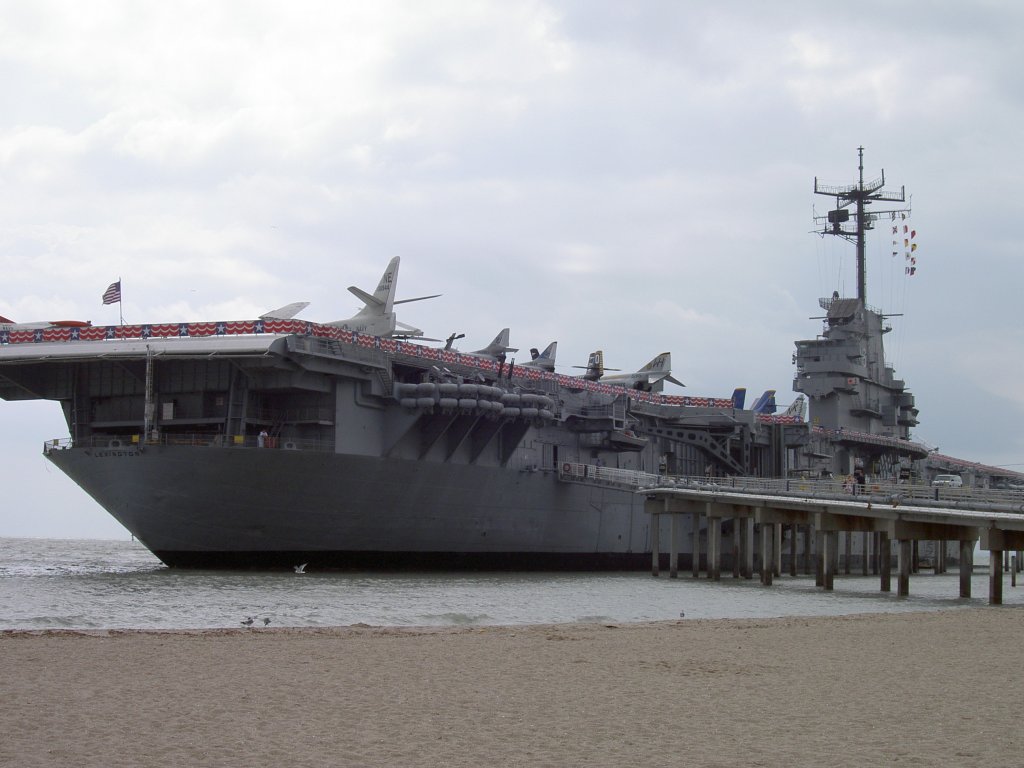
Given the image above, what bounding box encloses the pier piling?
[960,540,973,598]
[898,540,912,597]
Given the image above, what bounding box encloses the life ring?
[562,462,571,473]
[110,439,123,448]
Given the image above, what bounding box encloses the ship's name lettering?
[94,449,140,458]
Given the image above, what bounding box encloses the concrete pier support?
[760,523,774,586]
[861,532,869,576]
[707,512,721,581]
[669,513,679,579]
[691,510,701,579]
[844,532,852,575]
[773,523,782,577]
[879,532,891,593]
[732,518,740,579]
[991,551,1003,605]
[650,511,660,577]
[815,529,825,587]
[803,526,813,575]
[823,531,837,591]
[960,540,973,598]
[741,517,754,579]
[820,531,831,591]
[898,540,912,597]
[979,529,1024,604]
[789,524,798,577]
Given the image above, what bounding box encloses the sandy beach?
[2,608,1022,767]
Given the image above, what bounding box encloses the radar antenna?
[813,146,910,304]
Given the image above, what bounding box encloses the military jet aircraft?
[468,328,518,363]
[577,350,684,391]
[327,256,439,338]
[520,342,557,372]
[0,316,91,332]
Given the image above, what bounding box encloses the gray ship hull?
[47,445,665,569]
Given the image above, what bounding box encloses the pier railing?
[559,464,1024,513]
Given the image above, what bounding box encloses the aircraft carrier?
[1,152,1018,568]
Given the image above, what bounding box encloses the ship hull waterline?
[45,445,689,570]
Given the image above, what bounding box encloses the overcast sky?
[2,1,1022,538]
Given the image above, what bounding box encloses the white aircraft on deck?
[0,316,92,332]
[327,256,440,338]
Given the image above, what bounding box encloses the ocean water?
[1,537,1021,630]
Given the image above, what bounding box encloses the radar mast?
[813,146,909,304]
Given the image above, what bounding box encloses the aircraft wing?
[394,294,442,305]
[347,286,383,306]
[260,302,310,320]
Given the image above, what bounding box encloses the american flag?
[102,281,121,305]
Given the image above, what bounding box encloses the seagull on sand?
[294,563,308,574]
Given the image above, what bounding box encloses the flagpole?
[119,276,124,326]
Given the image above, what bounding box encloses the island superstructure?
[793,147,928,481]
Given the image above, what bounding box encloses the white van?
[931,474,963,488]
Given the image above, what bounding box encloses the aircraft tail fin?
[584,350,604,380]
[639,352,684,387]
[731,388,747,409]
[522,342,557,371]
[782,395,806,419]
[473,328,518,359]
[347,256,400,314]
[750,389,778,414]
[637,353,671,373]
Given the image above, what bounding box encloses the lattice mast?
[813,146,909,303]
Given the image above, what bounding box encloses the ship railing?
[43,433,337,453]
[563,404,617,419]
[559,462,660,490]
